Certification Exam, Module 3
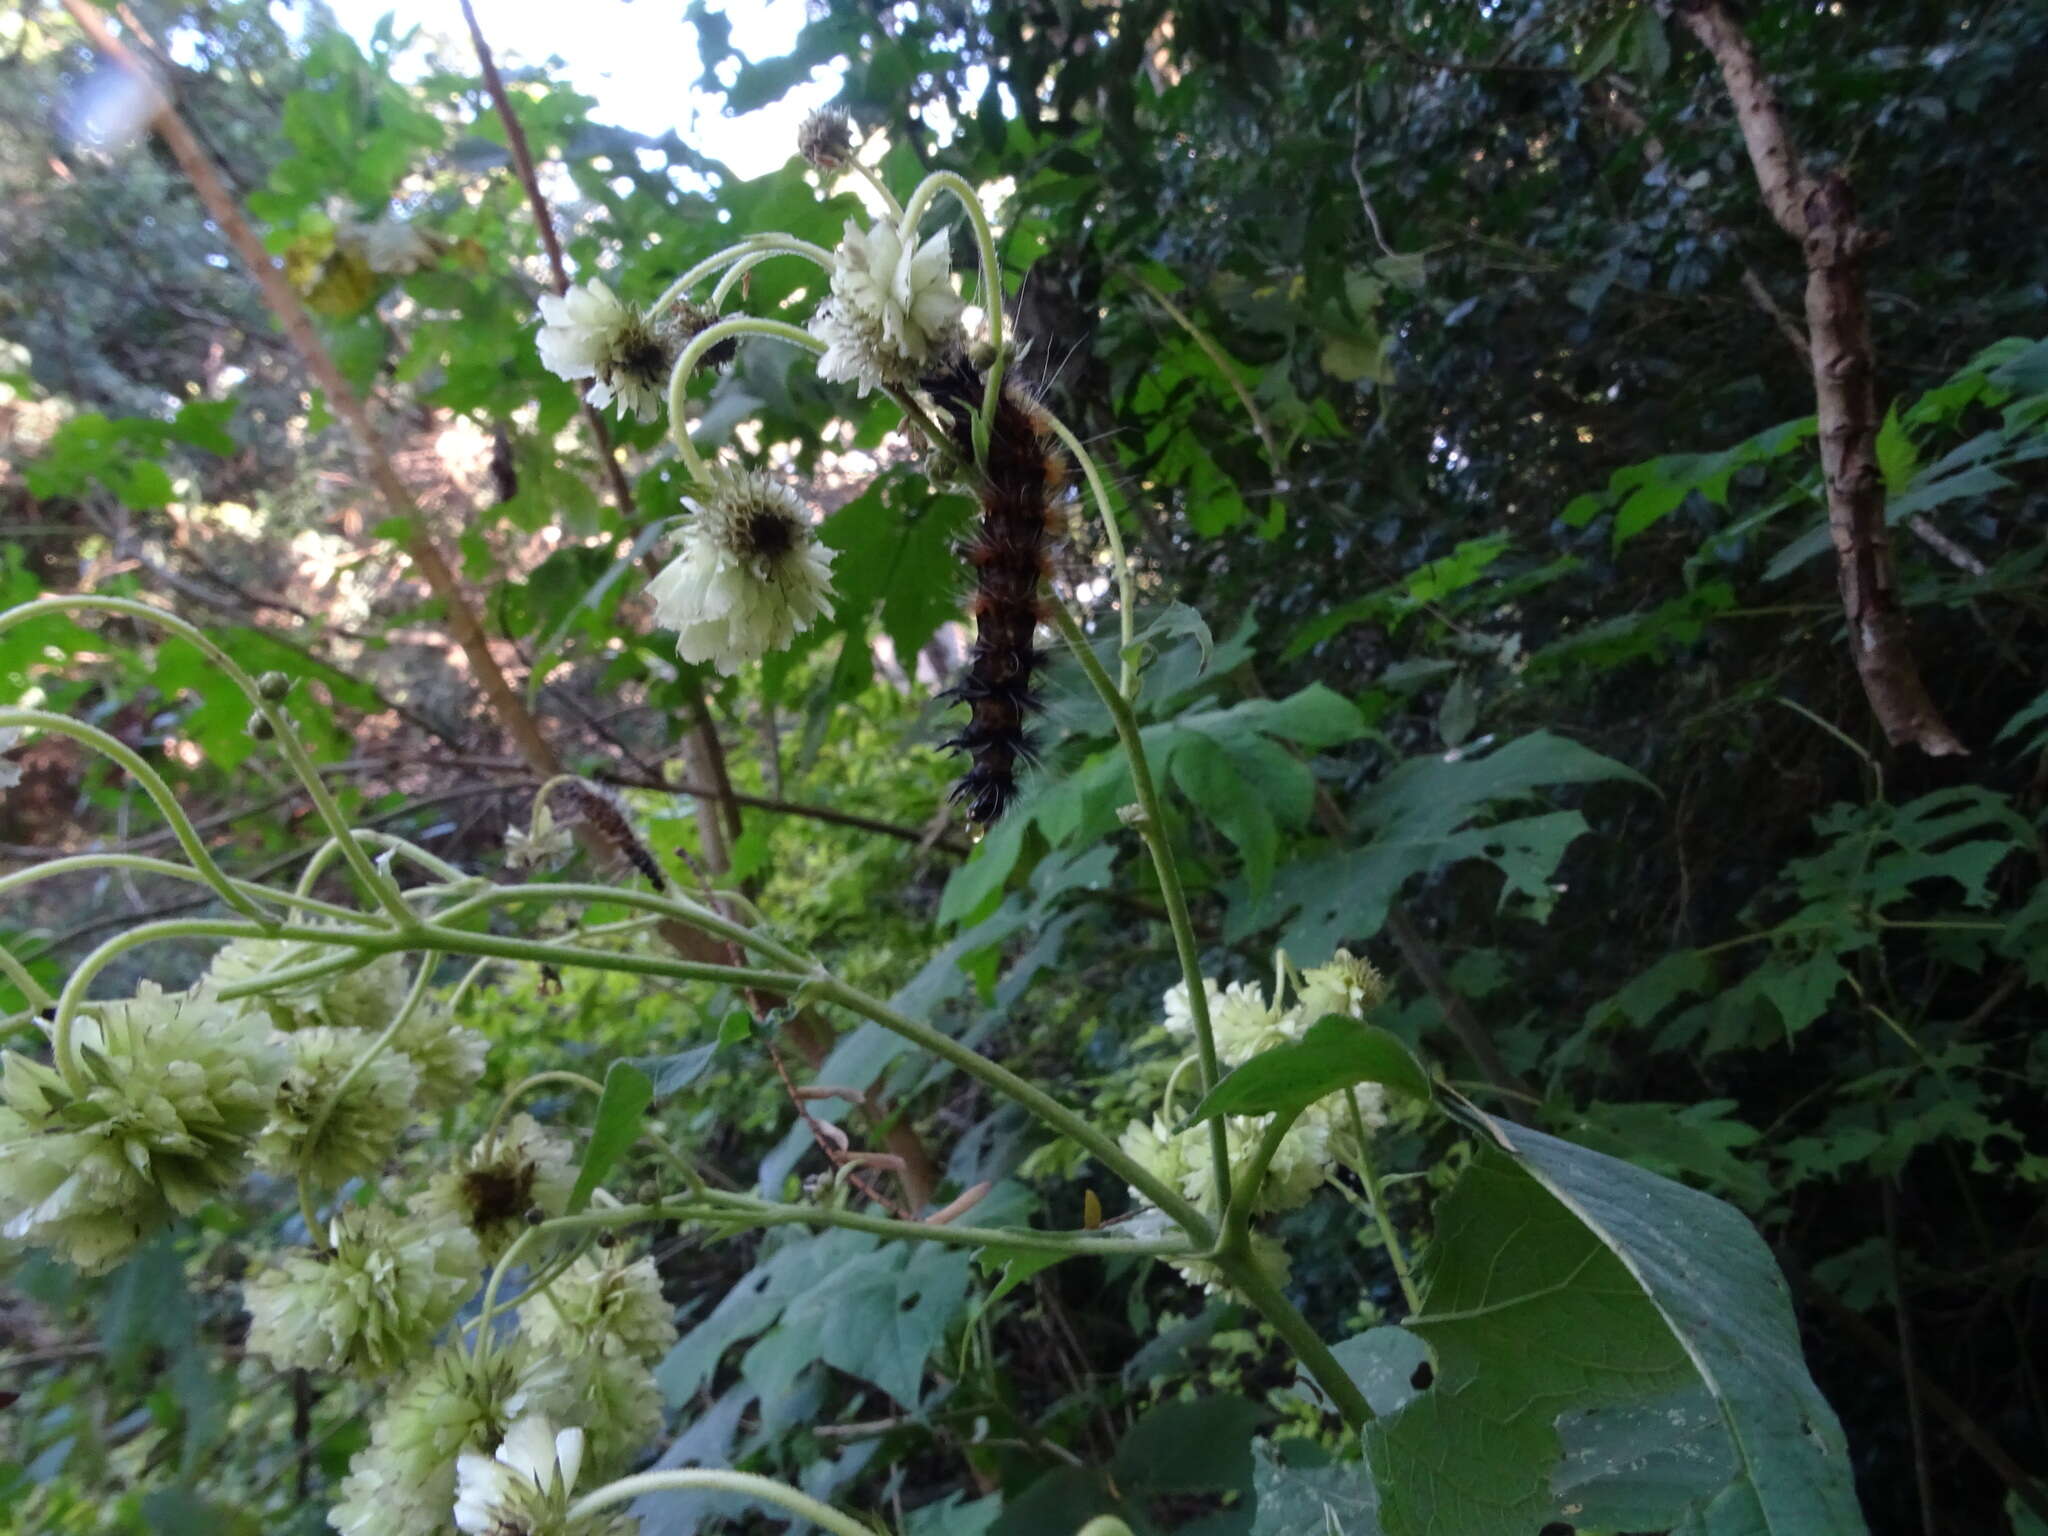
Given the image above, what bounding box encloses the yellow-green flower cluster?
[243,1202,481,1377]
[0,985,283,1273]
[521,1246,678,1469]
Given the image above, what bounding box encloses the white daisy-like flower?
[506,803,573,871]
[330,1342,575,1536]
[809,216,965,395]
[646,469,836,673]
[1295,948,1389,1024]
[0,985,283,1273]
[455,1416,631,1536]
[0,725,23,793]
[535,279,671,423]
[243,1204,480,1378]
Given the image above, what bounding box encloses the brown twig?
[1674,0,1965,757]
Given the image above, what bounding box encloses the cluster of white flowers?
[244,1203,481,1377]
[207,936,487,1174]
[535,278,672,422]
[1121,950,1392,1295]
[0,984,283,1272]
[646,469,836,674]
[809,215,966,395]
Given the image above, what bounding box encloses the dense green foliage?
[2,2,2044,1534]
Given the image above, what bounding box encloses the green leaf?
[1473,1114,1868,1535]
[1112,1393,1266,1498]
[1125,600,1214,682]
[618,1042,723,1100]
[1554,1383,1737,1529]
[116,459,175,509]
[1875,403,1918,495]
[1361,1148,1705,1536]
[1173,732,1282,900]
[1187,1015,1431,1126]
[1252,1441,1382,1536]
[568,1060,653,1213]
[975,1244,1072,1310]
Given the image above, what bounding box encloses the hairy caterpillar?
[922,354,1068,824]
[556,779,666,890]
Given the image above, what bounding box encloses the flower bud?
[257,670,292,701]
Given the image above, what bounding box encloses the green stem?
[810,973,1213,1242]
[848,157,904,220]
[1348,1088,1420,1316]
[568,1470,874,1536]
[0,710,269,925]
[689,1189,1199,1258]
[1040,409,1138,695]
[1223,1252,1375,1428]
[0,943,52,1012]
[1043,602,1232,1214]
[426,880,805,969]
[1219,1111,1302,1256]
[0,854,354,923]
[649,235,833,319]
[485,1069,605,1143]
[666,317,826,485]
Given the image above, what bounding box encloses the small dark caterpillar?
[556,779,666,890]
[922,354,1067,824]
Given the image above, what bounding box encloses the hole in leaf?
[1410,1361,1434,1391]
[1538,1525,1575,1536]
[899,1290,922,1313]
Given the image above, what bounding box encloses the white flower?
[506,803,573,871]
[809,217,964,394]
[1161,977,1289,1067]
[535,279,671,423]
[454,1416,630,1536]
[243,1204,480,1378]
[255,1027,421,1182]
[1295,949,1388,1024]
[0,985,283,1273]
[330,1343,575,1536]
[0,725,23,793]
[647,469,836,673]
[409,1113,578,1263]
[353,216,437,275]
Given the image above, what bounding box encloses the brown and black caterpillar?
[921,353,1067,825]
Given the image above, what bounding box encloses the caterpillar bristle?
[557,780,666,891]
[920,352,1066,825]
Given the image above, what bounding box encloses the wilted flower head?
[658,295,739,372]
[522,1248,676,1364]
[536,278,671,423]
[1296,948,1388,1024]
[809,216,965,394]
[411,1113,577,1262]
[646,469,836,673]
[0,985,282,1273]
[255,1027,421,1183]
[796,105,855,171]
[506,802,574,872]
[455,1415,631,1536]
[331,1343,574,1536]
[349,214,437,275]
[243,1203,480,1377]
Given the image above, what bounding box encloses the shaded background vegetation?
[2,1,2044,1533]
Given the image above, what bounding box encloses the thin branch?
[1675,0,1965,757]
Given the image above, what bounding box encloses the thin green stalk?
[569,1470,874,1536]
[1347,1088,1420,1315]
[690,1189,1200,1258]
[666,317,827,484]
[1044,602,1232,1213]
[0,854,355,923]
[1219,1111,1301,1257]
[426,880,806,969]
[0,943,53,1011]
[297,955,437,1183]
[485,1069,605,1143]
[649,235,833,319]
[848,157,905,220]
[810,973,1213,1242]
[0,711,268,925]
[1222,1253,1375,1428]
[1040,409,1137,695]
[255,702,410,923]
